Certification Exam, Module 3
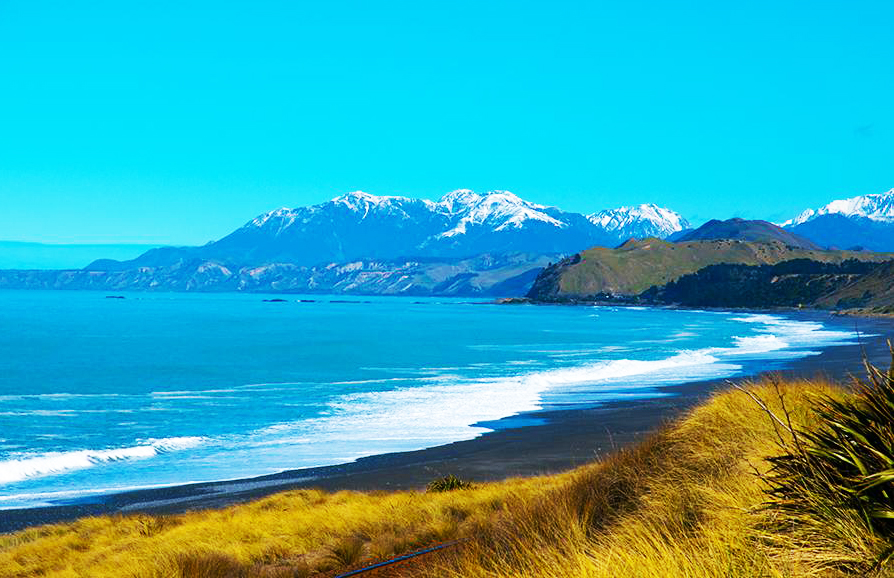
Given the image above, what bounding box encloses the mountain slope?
[425,190,616,257]
[145,192,450,268]
[787,214,894,252]
[782,189,894,251]
[526,238,891,300]
[675,218,821,250]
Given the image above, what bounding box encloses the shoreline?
[1,311,892,535]
[499,296,894,319]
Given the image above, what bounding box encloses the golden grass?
[0,475,563,577]
[1,377,889,577]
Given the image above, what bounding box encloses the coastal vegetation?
[640,258,881,309]
[2,353,893,577]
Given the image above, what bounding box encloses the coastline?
[1,311,891,535]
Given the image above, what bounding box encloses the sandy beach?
[1,311,891,535]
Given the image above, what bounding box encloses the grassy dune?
[2,374,892,577]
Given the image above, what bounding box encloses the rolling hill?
[675,218,820,250]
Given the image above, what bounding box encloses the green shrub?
[763,343,894,568]
[427,474,474,493]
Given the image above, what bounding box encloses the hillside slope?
[641,259,884,309]
[788,213,894,252]
[526,238,887,300]
[814,260,894,313]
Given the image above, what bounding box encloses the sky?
[0,1,892,245]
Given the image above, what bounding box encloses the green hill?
[527,238,891,300]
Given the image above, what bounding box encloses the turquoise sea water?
[0,291,855,509]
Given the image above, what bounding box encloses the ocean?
[0,291,856,509]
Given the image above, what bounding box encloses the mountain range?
[91,190,688,270]
[0,191,689,296]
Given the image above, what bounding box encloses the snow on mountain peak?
[331,190,404,209]
[248,207,297,229]
[436,190,565,237]
[587,203,689,238]
[437,189,479,208]
[244,190,687,247]
[782,188,894,226]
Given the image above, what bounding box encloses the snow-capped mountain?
[89,190,688,276]
[781,189,894,252]
[588,203,689,242]
[781,189,894,226]
[436,190,567,237]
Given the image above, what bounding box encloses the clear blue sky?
[1,1,892,244]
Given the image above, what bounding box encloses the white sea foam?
[670,331,697,338]
[0,437,205,484]
[0,410,77,417]
[248,313,855,456]
[246,350,737,457]
[330,378,414,386]
[730,314,856,350]
[0,393,124,402]
[150,388,238,396]
[727,334,789,354]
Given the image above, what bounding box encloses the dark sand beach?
[1,311,891,534]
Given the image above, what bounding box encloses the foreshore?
[1,312,892,535]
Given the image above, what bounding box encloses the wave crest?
[0,437,204,484]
